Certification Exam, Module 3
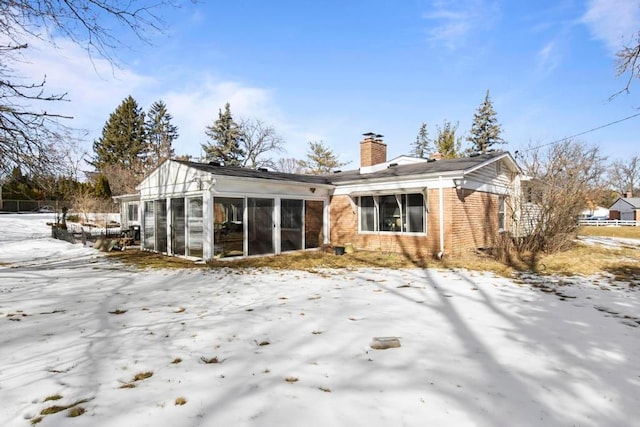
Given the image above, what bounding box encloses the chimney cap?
[362,132,376,137]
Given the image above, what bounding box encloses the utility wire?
[514,111,640,158]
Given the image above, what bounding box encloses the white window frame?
[498,196,506,231]
[358,193,426,235]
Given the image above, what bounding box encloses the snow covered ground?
[0,214,639,427]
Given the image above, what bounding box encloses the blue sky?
[17,0,640,168]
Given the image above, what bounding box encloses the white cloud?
[7,33,313,161]
[10,35,152,142]
[423,0,501,50]
[161,78,279,158]
[582,0,640,53]
[536,40,560,74]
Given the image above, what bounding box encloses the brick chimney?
[360,132,387,167]
[429,152,443,161]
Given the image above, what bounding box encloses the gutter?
[438,175,445,259]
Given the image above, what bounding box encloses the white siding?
[465,159,512,195]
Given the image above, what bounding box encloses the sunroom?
[137,160,332,261]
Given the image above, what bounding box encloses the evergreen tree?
[411,122,431,158]
[146,100,178,167]
[93,174,112,199]
[467,90,504,154]
[434,120,462,159]
[298,141,348,174]
[202,103,244,166]
[91,96,148,173]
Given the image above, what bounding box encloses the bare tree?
[274,157,304,174]
[1,0,175,179]
[616,32,640,95]
[239,119,285,169]
[510,140,607,256]
[608,155,639,197]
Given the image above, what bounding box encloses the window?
[187,197,203,258]
[359,193,425,234]
[379,195,400,231]
[127,203,139,222]
[359,196,376,232]
[498,196,506,230]
[406,194,424,232]
[281,199,303,252]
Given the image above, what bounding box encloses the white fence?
[578,219,638,227]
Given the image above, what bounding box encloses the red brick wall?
[360,139,387,167]
[448,189,501,255]
[329,189,504,258]
[304,200,324,248]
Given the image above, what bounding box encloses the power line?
[515,111,640,157]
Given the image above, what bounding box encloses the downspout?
[438,175,445,259]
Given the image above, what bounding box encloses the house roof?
[173,151,516,187]
[614,197,640,209]
[327,151,515,183]
[174,160,333,185]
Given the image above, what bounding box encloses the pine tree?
[411,122,431,158]
[434,120,462,159]
[93,174,112,199]
[467,90,504,154]
[146,100,178,168]
[91,96,148,173]
[298,141,348,174]
[202,103,244,166]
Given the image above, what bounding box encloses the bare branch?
[0,0,183,179]
[612,31,640,98]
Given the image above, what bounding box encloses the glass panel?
[128,203,138,222]
[213,197,245,257]
[187,197,203,258]
[248,198,274,256]
[406,193,425,232]
[143,201,155,250]
[379,195,401,232]
[156,200,167,253]
[498,196,505,230]
[359,196,376,232]
[281,199,303,252]
[305,200,323,249]
[172,198,186,256]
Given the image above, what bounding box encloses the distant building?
[609,198,640,221]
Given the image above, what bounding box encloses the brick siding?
[329,188,504,258]
[360,139,387,167]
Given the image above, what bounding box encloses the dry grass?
[537,243,640,279]
[43,394,62,402]
[107,242,639,281]
[133,371,153,381]
[40,399,89,416]
[120,371,153,389]
[578,226,640,239]
[67,406,85,417]
[175,397,187,406]
[108,248,514,276]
